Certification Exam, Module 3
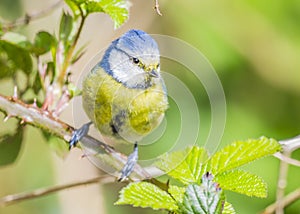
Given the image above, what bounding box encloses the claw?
[118,142,138,182]
[69,122,93,150]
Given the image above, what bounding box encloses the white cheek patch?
[108,49,146,87]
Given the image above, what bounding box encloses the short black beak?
[149,69,159,78]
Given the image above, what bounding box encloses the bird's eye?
[132,57,140,64]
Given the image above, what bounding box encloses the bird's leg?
[118,142,138,182]
[69,121,93,149]
[70,124,138,181]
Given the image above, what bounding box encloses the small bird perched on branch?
[70,29,169,181]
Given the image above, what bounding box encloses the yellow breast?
[82,67,168,143]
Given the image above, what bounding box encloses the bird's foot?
[118,142,138,182]
[69,122,93,150]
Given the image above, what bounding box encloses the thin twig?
[273,136,300,170]
[0,175,114,206]
[273,152,300,167]
[1,0,63,31]
[57,7,87,85]
[154,0,162,16]
[262,188,300,214]
[275,150,290,214]
[0,166,163,207]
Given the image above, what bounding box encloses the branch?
[266,136,300,214]
[272,136,300,167]
[0,94,150,180]
[279,135,300,152]
[262,188,300,214]
[0,175,114,206]
[1,0,63,31]
[0,94,72,140]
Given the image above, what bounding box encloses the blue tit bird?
[70,29,168,181]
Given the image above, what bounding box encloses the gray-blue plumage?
[99,29,160,89]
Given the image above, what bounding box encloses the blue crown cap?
[118,29,158,54]
[99,29,159,75]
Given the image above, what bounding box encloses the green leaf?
[64,0,82,17]
[59,12,75,44]
[1,32,28,45]
[48,136,69,158]
[0,53,13,78]
[42,131,69,158]
[156,146,209,185]
[87,0,129,28]
[178,174,225,214]
[210,137,281,175]
[115,181,178,211]
[71,42,88,64]
[46,61,55,83]
[0,40,33,77]
[32,61,55,91]
[64,0,129,28]
[32,71,43,95]
[68,83,82,98]
[1,32,33,50]
[0,126,24,166]
[215,169,267,198]
[0,24,3,36]
[222,202,236,214]
[83,1,104,13]
[168,185,186,204]
[32,31,56,56]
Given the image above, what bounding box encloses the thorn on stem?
[3,115,12,122]
[24,13,31,25]
[54,88,70,117]
[80,154,87,159]
[38,59,47,81]
[13,86,18,99]
[80,153,93,159]
[42,86,54,111]
[32,98,37,108]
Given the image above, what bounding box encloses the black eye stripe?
[113,46,130,58]
[113,47,141,65]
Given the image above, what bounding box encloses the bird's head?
[100,29,161,89]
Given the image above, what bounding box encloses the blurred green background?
[1,0,300,213]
